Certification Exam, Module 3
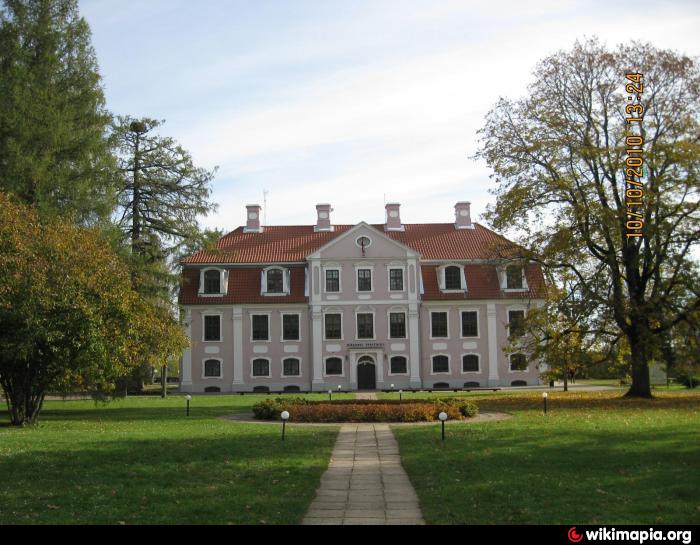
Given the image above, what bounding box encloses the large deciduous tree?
[0,193,188,425]
[476,38,700,398]
[0,0,116,223]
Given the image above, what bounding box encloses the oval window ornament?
[356,236,371,256]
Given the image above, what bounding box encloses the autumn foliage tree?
[0,194,188,425]
[476,39,700,398]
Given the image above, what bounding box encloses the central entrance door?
[357,355,376,390]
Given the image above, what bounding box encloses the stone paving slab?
[302,423,425,525]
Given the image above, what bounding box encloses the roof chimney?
[454,201,474,229]
[244,204,263,233]
[315,203,333,232]
[385,202,404,231]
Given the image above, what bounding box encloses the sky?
[80,0,700,233]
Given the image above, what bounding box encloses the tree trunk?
[1,380,45,426]
[161,364,167,398]
[625,328,653,398]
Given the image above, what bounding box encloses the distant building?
[178,202,546,392]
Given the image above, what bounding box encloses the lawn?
[390,390,700,524]
[0,394,341,525]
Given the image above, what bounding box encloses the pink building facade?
[178,203,547,393]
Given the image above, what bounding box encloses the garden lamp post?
[281,410,290,441]
[399,389,403,401]
[438,411,448,441]
[185,394,192,416]
[543,391,548,415]
[328,389,332,402]
[338,385,342,393]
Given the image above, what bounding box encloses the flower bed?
[252,397,478,423]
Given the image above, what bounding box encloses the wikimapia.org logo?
[567,527,693,544]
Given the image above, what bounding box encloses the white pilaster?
[312,306,324,389]
[375,350,384,388]
[408,303,421,388]
[487,303,500,386]
[181,308,193,388]
[232,307,244,388]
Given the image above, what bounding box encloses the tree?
[113,116,217,295]
[0,0,116,223]
[476,38,700,398]
[0,193,188,425]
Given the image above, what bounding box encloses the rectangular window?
[510,353,528,371]
[462,354,479,372]
[444,266,462,290]
[389,269,404,291]
[357,269,372,291]
[461,311,478,337]
[283,358,300,376]
[203,270,221,294]
[325,357,343,375]
[252,315,269,341]
[506,266,524,289]
[431,312,448,338]
[508,310,525,338]
[390,356,407,374]
[324,313,342,340]
[267,269,284,293]
[204,315,221,341]
[252,359,270,377]
[325,270,340,292]
[282,314,300,341]
[432,355,449,373]
[357,313,374,339]
[389,312,406,339]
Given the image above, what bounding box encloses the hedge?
[252,397,478,423]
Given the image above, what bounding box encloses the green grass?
[391,390,700,524]
[0,394,339,524]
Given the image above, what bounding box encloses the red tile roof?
[181,223,522,264]
[179,266,308,305]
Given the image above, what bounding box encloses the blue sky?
[81,0,700,232]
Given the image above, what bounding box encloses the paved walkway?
[355,391,378,400]
[302,423,425,525]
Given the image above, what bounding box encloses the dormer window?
[199,268,227,296]
[261,267,290,296]
[506,265,524,289]
[438,264,466,292]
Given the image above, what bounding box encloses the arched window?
[390,356,407,374]
[462,354,479,373]
[510,353,528,371]
[444,266,462,290]
[203,270,221,294]
[204,359,221,377]
[325,357,343,375]
[282,358,300,377]
[432,355,449,373]
[252,358,270,377]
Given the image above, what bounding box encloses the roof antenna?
[263,189,269,226]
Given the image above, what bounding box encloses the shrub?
[677,375,699,389]
[252,398,478,423]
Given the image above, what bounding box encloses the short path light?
[543,391,548,415]
[399,389,403,401]
[328,389,332,402]
[391,383,395,391]
[185,394,192,416]
[281,410,290,441]
[338,385,342,393]
[438,411,448,441]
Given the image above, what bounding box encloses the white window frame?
[438,264,467,293]
[460,353,481,374]
[507,306,527,339]
[323,311,344,341]
[508,352,529,373]
[459,308,480,339]
[202,357,223,379]
[355,263,374,295]
[429,310,450,340]
[280,312,302,342]
[281,357,303,378]
[388,355,409,376]
[250,357,272,378]
[323,266,342,294]
[199,267,227,296]
[387,309,408,339]
[355,310,376,341]
[261,266,290,296]
[250,312,271,342]
[202,312,223,343]
[323,356,345,378]
[430,354,451,375]
[387,266,406,292]
[499,264,529,292]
